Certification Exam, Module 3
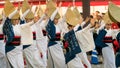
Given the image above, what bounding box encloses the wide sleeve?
[20,9,30,21]
[50,8,58,21]
[20,22,33,45]
[75,24,95,52]
[8,9,18,19]
[36,14,46,24]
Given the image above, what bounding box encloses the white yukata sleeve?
[80,21,86,28]
[20,9,34,29]
[39,19,49,31]
[36,14,46,24]
[75,24,95,52]
[73,24,81,31]
[50,8,59,21]
[59,16,67,30]
[98,23,105,30]
[58,17,68,39]
[96,23,105,34]
[21,21,35,27]
[1,14,6,24]
[34,14,47,40]
[78,23,91,32]
[89,27,95,33]
[8,9,18,19]
[20,9,30,21]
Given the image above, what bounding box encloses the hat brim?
[108,2,120,23]
[65,8,79,26]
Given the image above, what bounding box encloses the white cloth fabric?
[54,24,61,34]
[78,52,92,68]
[0,24,7,68]
[36,19,48,67]
[33,24,46,67]
[67,55,84,68]
[0,40,7,68]
[0,24,3,34]
[7,45,24,68]
[75,24,95,52]
[73,24,93,68]
[20,7,35,45]
[6,8,32,68]
[47,43,66,68]
[1,23,11,68]
[102,46,116,68]
[100,29,117,68]
[20,21,34,45]
[23,24,44,68]
[6,24,24,68]
[47,7,66,68]
[47,48,54,68]
[40,20,48,30]
[36,37,48,67]
[23,44,44,68]
[12,25,21,36]
[105,29,119,47]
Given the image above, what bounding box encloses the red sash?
[33,32,36,40]
[0,34,4,40]
[9,36,21,46]
[103,36,113,43]
[42,30,47,36]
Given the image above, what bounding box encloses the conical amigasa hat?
[108,2,120,23]
[46,0,60,19]
[12,12,20,19]
[35,5,44,17]
[65,7,79,26]
[103,11,113,24]
[4,0,15,17]
[22,0,34,19]
[4,0,19,19]
[0,14,2,20]
[73,7,82,19]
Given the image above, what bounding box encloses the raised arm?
[8,9,18,19]
[50,8,59,21]
[98,22,105,30]
[79,18,95,31]
[73,24,81,31]
[81,17,90,28]
[1,11,6,24]
[36,14,46,24]
[20,9,30,21]
[50,2,62,21]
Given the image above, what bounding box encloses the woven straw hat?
[65,7,79,26]
[36,6,43,17]
[22,0,34,19]
[4,0,19,19]
[73,7,82,19]
[0,15,2,20]
[103,11,113,24]
[108,2,120,23]
[46,0,60,19]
